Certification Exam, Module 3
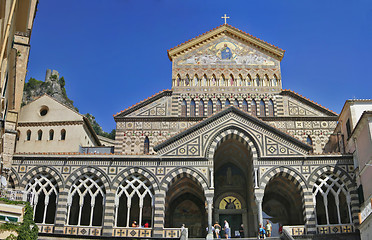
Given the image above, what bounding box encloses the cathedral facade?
[9,24,359,239]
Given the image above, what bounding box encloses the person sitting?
[144,222,149,228]
[258,224,266,239]
[131,221,138,227]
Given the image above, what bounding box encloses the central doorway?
[213,134,256,237]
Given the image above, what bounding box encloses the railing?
[283,225,305,236]
[63,226,102,236]
[317,224,354,234]
[112,227,152,238]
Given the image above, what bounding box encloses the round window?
[40,106,49,116]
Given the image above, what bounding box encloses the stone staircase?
[189,238,281,240]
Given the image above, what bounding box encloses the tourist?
[265,220,272,237]
[131,221,138,227]
[239,223,244,238]
[214,222,222,238]
[224,220,230,239]
[144,222,149,228]
[258,224,266,239]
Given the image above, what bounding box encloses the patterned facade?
[8,24,360,239]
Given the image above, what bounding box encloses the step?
[189,238,281,240]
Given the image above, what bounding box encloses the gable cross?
[221,14,230,24]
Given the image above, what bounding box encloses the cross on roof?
[221,14,230,24]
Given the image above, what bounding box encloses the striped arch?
[260,166,307,190]
[308,165,353,189]
[260,166,309,226]
[160,167,209,193]
[308,165,359,224]
[20,166,64,189]
[205,126,259,160]
[8,168,20,188]
[112,167,159,191]
[65,166,111,191]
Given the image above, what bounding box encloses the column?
[102,191,116,236]
[254,192,264,226]
[209,168,214,189]
[153,190,166,238]
[206,197,213,233]
[54,190,68,234]
[303,189,317,234]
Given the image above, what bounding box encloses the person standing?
[214,222,222,238]
[239,223,244,238]
[224,220,230,239]
[265,220,272,237]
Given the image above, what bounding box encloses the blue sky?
[26,0,372,132]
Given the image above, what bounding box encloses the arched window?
[37,130,43,141]
[26,130,31,141]
[255,75,260,86]
[313,173,352,225]
[199,100,204,117]
[202,75,207,86]
[208,100,213,116]
[251,100,257,116]
[238,75,243,86]
[216,99,222,112]
[61,129,66,140]
[49,129,54,140]
[233,99,239,108]
[268,99,274,116]
[307,135,313,145]
[272,75,278,86]
[176,75,181,86]
[264,75,269,87]
[229,74,234,86]
[115,174,154,227]
[242,99,248,112]
[190,99,196,117]
[24,172,59,224]
[220,75,225,86]
[193,75,198,86]
[259,100,266,117]
[247,74,252,86]
[181,99,187,117]
[185,75,190,86]
[225,99,230,108]
[144,137,150,154]
[68,174,106,226]
[211,75,217,86]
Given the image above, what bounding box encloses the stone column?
[303,189,317,234]
[153,190,166,238]
[102,191,115,236]
[54,190,68,234]
[255,192,264,226]
[205,190,214,240]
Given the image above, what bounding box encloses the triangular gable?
[114,90,172,119]
[18,94,84,123]
[280,90,338,117]
[168,24,285,62]
[154,107,312,158]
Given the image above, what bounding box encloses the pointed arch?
[306,135,313,146]
[67,172,106,226]
[190,99,196,117]
[247,74,252,86]
[208,99,213,116]
[238,74,243,86]
[60,129,66,140]
[24,172,59,224]
[202,74,207,86]
[199,99,204,117]
[211,74,217,86]
[242,99,248,112]
[259,100,266,117]
[160,167,209,193]
[181,99,187,117]
[255,74,260,87]
[193,74,199,86]
[264,74,270,87]
[185,74,190,86]
[220,74,225,86]
[216,99,222,112]
[268,99,274,116]
[233,99,239,108]
[251,99,257,116]
[144,136,150,154]
[229,74,234,86]
[115,173,154,227]
[272,74,279,86]
[176,74,181,86]
[225,99,230,108]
